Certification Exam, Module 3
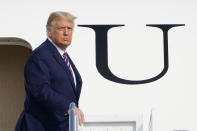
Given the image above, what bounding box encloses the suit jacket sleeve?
[25,53,70,116]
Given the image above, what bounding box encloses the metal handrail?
[69,102,78,131]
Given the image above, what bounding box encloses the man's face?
[47,18,74,50]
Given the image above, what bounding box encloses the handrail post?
[69,102,78,131]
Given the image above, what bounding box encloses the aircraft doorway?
[0,37,32,131]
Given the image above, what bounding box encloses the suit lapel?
[45,39,77,94]
[67,54,82,100]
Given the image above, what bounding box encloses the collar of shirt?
[47,37,66,57]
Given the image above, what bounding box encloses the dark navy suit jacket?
[15,39,82,131]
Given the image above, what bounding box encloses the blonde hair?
[46,11,77,28]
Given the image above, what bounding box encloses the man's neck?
[47,37,66,55]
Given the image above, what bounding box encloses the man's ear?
[47,27,52,37]
[47,31,52,38]
[47,31,51,37]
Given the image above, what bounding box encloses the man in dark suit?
[15,11,84,131]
